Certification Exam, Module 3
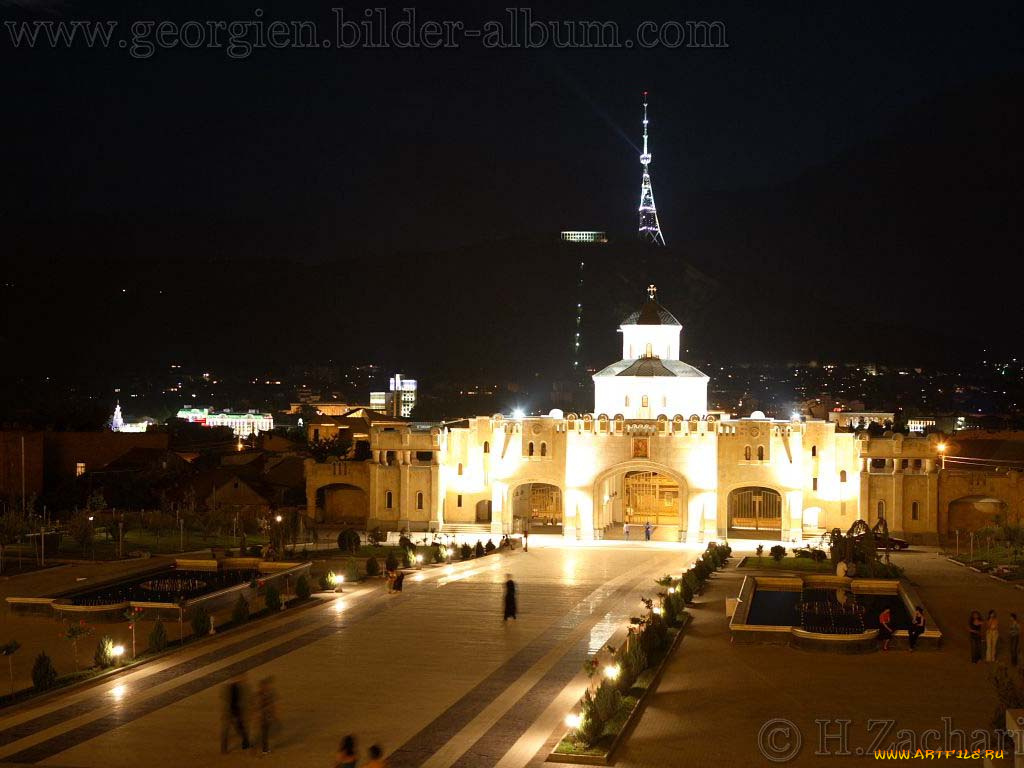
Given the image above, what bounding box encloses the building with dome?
[306,288,944,544]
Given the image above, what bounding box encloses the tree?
[63,621,94,673]
[1,640,21,696]
[67,512,95,557]
[31,652,57,691]
[0,509,27,574]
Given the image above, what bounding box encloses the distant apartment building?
[176,408,274,437]
[560,231,608,243]
[827,411,895,429]
[370,374,418,418]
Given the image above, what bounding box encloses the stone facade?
[305,289,947,543]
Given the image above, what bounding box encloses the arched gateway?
[593,461,688,538]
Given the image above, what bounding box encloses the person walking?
[1010,613,1021,665]
[877,606,893,651]
[335,735,358,768]
[256,676,277,754]
[623,522,630,540]
[366,744,388,768]
[908,606,926,651]
[644,521,652,541]
[523,530,528,552]
[969,610,984,663]
[986,609,1000,662]
[221,675,250,752]
[503,575,517,622]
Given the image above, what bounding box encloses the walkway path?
[613,547,1014,767]
[0,542,698,768]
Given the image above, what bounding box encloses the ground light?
[416,554,424,569]
[565,712,582,729]
[603,664,620,680]
[329,572,345,593]
[111,645,125,664]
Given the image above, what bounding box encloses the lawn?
[739,555,834,573]
[51,528,270,559]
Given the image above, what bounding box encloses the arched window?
[911,501,919,520]
[457,494,463,507]
[528,441,535,456]
[457,462,463,476]
[483,441,490,454]
[811,445,817,457]
[877,500,886,519]
[540,442,547,456]
[744,446,751,461]
[385,490,393,509]
[840,470,847,483]
[645,342,653,357]
[757,445,765,461]
[642,395,649,408]
[416,492,424,510]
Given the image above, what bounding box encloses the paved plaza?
[0,543,1021,767]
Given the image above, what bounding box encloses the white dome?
[548,408,564,419]
[750,410,767,420]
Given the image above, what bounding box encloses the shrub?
[365,556,381,577]
[191,605,211,637]
[639,614,668,658]
[368,527,386,547]
[431,543,444,563]
[756,544,764,558]
[31,652,57,691]
[94,635,114,669]
[318,573,331,591]
[770,545,787,562]
[474,540,485,558]
[148,619,168,653]
[232,595,250,625]
[484,539,496,554]
[265,584,282,611]
[617,633,647,692]
[337,528,360,554]
[385,552,399,572]
[460,543,472,560]
[344,557,360,583]
[576,689,604,747]
[683,571,698,599]
[656,575,674,587]
[398,534,413,551]
[594,679,622,722]
[402,546,415,568]
[692,559,709,582]
[296,575,311,599]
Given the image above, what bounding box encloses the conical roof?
[622,298,680,326]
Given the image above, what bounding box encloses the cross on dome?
[647,284,657,300]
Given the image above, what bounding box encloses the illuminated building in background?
[370,374,418,418]
[560,231,608,243]
[175,407,274,437]
[307,287,942,544]
[109,403,151,433]
[638,91,665,245]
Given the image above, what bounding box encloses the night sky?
[3,1,1023,379]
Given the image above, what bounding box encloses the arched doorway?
[512,483,562,534]
[593,461,688,540]
[728,486,783,538]
[475,499,493,524]
[623,470,680,526]
[316,483,369,526]
[948,495,1008,532]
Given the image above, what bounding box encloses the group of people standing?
[969,609,1020,664]
[622,521,655,541]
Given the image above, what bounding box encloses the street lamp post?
[937,441,947,470]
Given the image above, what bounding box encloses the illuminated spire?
[638,91,666,246]
[110,402,124,432]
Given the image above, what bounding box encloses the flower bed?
[550,542,731,765]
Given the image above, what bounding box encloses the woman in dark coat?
[504,575,517,621]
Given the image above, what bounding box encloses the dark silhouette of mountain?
[4,76,1020,380]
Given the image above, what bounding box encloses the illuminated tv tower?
[638,91,666,246]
